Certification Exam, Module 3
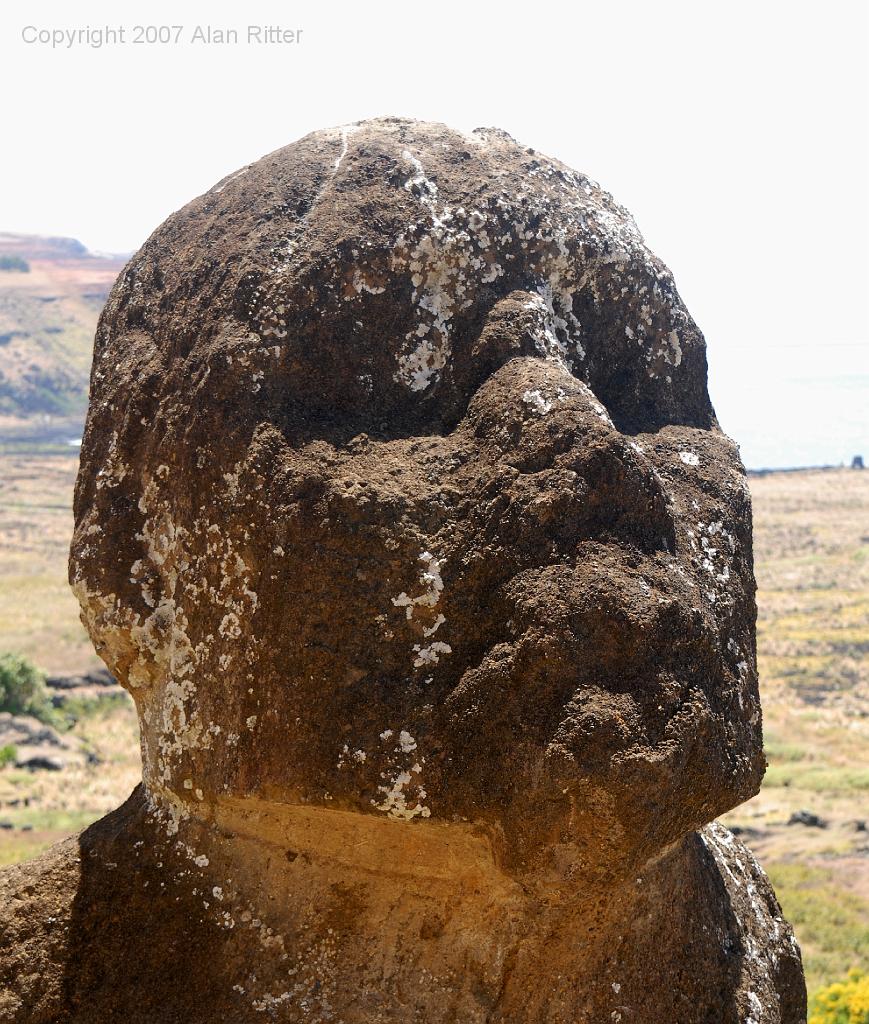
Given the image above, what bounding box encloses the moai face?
[71,119,763,883]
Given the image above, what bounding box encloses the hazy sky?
[1,0,866,466]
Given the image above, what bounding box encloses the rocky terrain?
[0,118,804,1022]
[0,711,90,772]
[0,686,138,868]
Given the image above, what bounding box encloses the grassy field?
[0,452,866,1000]
[720,468,869,996]
[0,446,101,674]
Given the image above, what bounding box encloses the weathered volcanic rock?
[0,712,87,771]
[0,118,805,1022]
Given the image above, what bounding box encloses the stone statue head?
[70,118,763,886]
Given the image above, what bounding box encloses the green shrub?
[0,653,56,724]
[0,744,16,767]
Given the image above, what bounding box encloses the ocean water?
[708,341,868,471]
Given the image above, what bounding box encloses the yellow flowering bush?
[810,969,869,1024]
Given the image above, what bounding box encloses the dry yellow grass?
[723,468,869,994]
[0,451,100,674]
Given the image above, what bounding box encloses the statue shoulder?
[0,836,81,1022]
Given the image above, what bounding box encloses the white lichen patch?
[678,451,700,466]
[389,154,669,393]
[390,151,459,390]
[351,269,386,295]
[422,613,446,637]
[144,786,190,837]
[73,463,264,799]
[692,519,736,592]
[412,641,452,668]
[523,293,571,366]
[534,278,585,362]
[94,431,129,491]
[391,550,445,620]
[373,769,431,821]
[337,744,367,769]
[391,550,452,669]
[523,374,612,427]
[219,612,242,639]
[368,727,432,820]
[397,730,417,753]
[522,389,553,415]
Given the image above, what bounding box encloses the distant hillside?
[0,233,127,419]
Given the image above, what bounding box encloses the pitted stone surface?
[0,119,805,1022]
